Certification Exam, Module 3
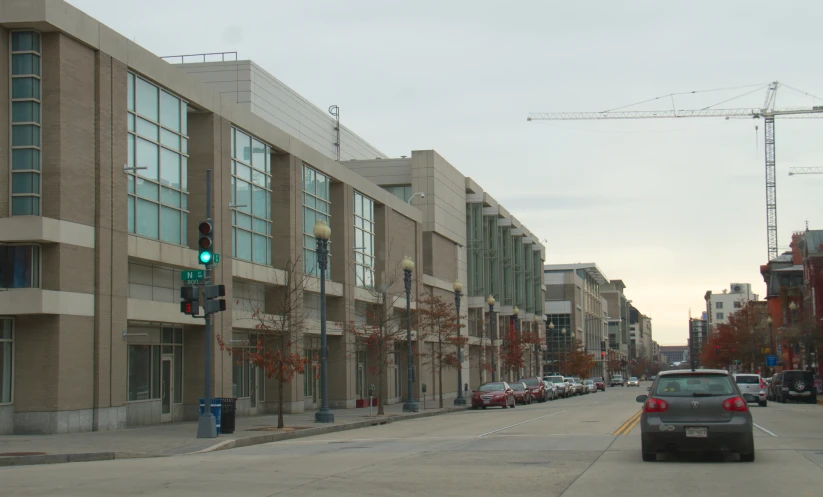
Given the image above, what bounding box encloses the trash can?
[199,398,222,435]
[220,398,237,434]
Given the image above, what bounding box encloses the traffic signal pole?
[197,170,217,439]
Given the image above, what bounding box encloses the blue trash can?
[199,398,222,435]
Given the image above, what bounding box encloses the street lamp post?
[401,256,419,413]
[766,316,773,376]
[488,296,496,382]
[313,220,334,423]
[561,327,567,372]
[534,315,542,377]
[453,281,466,406]
[548,322,555,373]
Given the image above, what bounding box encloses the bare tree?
[417,292,467,408]
[343,257,411,415]
[217,258,310,429]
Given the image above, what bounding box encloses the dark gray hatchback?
[636,369,754,462]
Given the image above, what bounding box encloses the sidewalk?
[0,401,468,467]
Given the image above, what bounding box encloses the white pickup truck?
[610,375,625,387]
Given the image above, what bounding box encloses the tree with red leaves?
[564,339,597,378]
[217,259,309,429]
[699,301,769,372]
[417,292,467,408]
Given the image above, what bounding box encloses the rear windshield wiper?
[692,392,715,397]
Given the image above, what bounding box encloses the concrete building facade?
[705,283,758,331]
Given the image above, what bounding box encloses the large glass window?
[231,128,271,265]
[126,328,183,402]
[10,31,41,216]
[230,332,264,400]
[382,185,412,203]
[0,245,39,289]
[353,191,374,288]
[127,73,189,246]
[0,319,12,404]
[302,164,331,277]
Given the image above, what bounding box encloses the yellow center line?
[613,410,641,436]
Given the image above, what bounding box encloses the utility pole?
[196,169,216,439]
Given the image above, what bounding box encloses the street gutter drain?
[0,452,47,457]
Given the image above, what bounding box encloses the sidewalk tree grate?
[0,452,47,457]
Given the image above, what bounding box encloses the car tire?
[641,452,656,462]
[758,399,767,407]
[740,450,755,462]
[481,406,487,409]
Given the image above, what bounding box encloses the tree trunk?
[277,376,284,429]
[377,354,385,416]
[438,336,443,408]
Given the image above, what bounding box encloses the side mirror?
[636,395,648,403]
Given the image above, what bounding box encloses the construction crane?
[788,167,823,176]
[528,81,823,262]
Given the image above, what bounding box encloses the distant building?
[659,345,690,365]
[705,283,759,332]
[688,317,708,363]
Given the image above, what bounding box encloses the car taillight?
[760,380,766,389]
[644,398,669,413]
[722,396,748,412]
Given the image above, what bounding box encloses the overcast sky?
[68,0,823,345]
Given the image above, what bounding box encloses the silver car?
[544,375,570,398]
[733,373,767,407]
[636,369,754,462]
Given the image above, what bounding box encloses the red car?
[519,377,548,402]
[471,382,516,409]
[510,382,533,404]
[590,377,606,391]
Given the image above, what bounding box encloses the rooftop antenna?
[329,105,340,161]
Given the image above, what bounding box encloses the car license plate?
[686,427,708,438]
[483,399,490,404]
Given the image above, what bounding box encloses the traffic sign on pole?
[766,355,777,367]
[181,270,205,281]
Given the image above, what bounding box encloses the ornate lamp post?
[548,322,555,374]
[453,280,466,406]
[401,256,418,413]
[534,315,542,376]
[313,220,334,423]
[561,327,567,372]
[488,296,496,382]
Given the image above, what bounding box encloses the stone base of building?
[94,406,127,431]
[3,406,127,435]
[0,404,13,435]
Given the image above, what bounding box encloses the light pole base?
[453,397,467,406]
[196,414,217,438]
[315,409,335,423]
[402,400,419,412]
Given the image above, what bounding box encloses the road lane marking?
[613,411,641,436]
[754,423,778,437]
[476,410,567,437]
[619,413,641,435]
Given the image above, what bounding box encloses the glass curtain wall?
[513,236,524,309]
[483,215,499,300]
[231,128,272,265]
[302,165,331,277]
[466,203,484,297]
[500,226,513,306]
[353,191,375,288]
[127,73,189,245]
[10,31,41,215]
[0,319,12,404]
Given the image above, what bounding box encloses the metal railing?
[161,51,238,64]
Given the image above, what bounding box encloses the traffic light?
[203,284,227,314]
[601,351,606,358]
[715,345,720,355]
[180,286,199,316]
[198,221,214,265]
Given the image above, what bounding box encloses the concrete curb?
[190,406,469,454]
[0,407,468,468]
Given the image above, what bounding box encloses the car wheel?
[758,399,767,407]
[642,451,656,462]
[510,399,515,408]
[481,406,487,409]
[740,450,755,462]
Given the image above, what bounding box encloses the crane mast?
[527,81,823,262]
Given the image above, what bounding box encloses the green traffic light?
[199,251,212,264]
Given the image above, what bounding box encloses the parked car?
[582,379,597,393]
[733,373,767,407]
[771,370,817,404]
[542,380,558,400]
[471,382,515,409]
[767,373,781,401]
[636,369,754,462]
[510,382,533,404]
[544,375,570,398]
[590,377,606,391]
[519,377,548,402]
[569,377,586,395]
[610,375,625,387]
[627,377,640,387]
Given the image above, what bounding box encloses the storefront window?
[0,319,12,404]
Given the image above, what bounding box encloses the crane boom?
[527,81,823,262]
[788,167,823,175]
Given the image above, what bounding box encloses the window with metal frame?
[0,319,12,404]
[0,244,39,288]
[10,31,41,216]
[127,73,189,245]
[353,191,375,288]
[231,127,272,265]
[302,164,331,277]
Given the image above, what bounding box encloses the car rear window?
[478,383,506,392]
[783,371,813,381]
[545,376,564,382]
[521,379,540,387]
[510,383,526,391]
[735,375,759,384]
[653,374,735,397]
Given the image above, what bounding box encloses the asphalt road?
[4,383,823,496]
